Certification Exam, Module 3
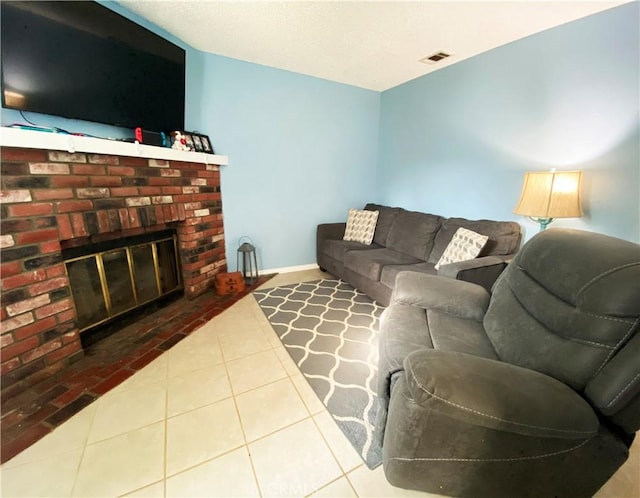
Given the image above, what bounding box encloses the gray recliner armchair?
[376,228,640,497]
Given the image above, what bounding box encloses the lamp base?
[530,217,554,231]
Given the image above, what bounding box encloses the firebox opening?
[63,229,183,337]
[79,291,183,350]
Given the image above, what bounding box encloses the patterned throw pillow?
[435,227,489,270]
[343,209,379,245]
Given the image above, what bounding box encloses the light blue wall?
[199,55,379,271]
[377,3,640,242]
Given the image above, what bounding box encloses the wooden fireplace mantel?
[0,127,229,166]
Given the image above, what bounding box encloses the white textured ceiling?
[121,1,628,92]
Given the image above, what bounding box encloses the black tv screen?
[1,1,185,132]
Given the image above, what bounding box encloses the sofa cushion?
[429,217,521,264]
[378,305,498,375]
[435,227,489,270]
[380,262,436,288]
[386,211,441,260]
[344,248,422,281]
[322,239,382,261]
[343,208,379,245]
[365,203,405,246]
[426,310,499,359]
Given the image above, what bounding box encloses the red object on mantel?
[215,271,246,295]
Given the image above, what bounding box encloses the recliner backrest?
[483,229,640,431]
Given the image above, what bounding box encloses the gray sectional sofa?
[316,203,522,305]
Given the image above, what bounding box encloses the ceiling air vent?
[420,51,451,65]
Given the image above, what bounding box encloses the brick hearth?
[1,144,227,400]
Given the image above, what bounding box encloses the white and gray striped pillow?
[435,227,488,270]
[343,209,379,245]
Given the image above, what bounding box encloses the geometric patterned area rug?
[253,279,385,469]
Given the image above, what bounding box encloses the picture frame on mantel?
[191,134,204,152]
[180,131,213,154]
[190,133,213,154]
[198,135,214,154]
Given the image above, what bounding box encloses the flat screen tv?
[1,1,185,132]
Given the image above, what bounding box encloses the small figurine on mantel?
[171,131,189,151]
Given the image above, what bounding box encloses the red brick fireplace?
[1,134,228,399]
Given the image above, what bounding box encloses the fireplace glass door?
[65,234,181,331]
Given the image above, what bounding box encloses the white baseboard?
[261,263,320,275]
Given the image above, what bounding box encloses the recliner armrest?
[585,333,640,432]
[393,271,489,321]
[437,255,510,292]
[404,349,599,439]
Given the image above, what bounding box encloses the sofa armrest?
[437,255,511,292]
[317,222,346,242]
[403,349,599,439]
[316,222,346,263]
[393,271,489,321]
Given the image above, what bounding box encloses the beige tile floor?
[1,268,638,497]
